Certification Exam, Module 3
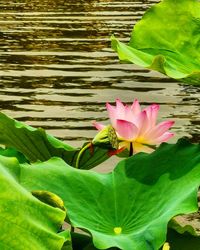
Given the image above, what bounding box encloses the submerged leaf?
[0,156,68,250]
[112,0,200,84]
[19,139,200,250]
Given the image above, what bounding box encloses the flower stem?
[75,143,91,169]
[129,142,133,156]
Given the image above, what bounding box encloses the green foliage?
[167,228,200,250]
[32,190,65,211]
[0,112,77,163]
[164,218,200,250]
[168,218,199,237]
[71,233,97,250]
[0,155,69,250]
[18,139,200,250]
[112,0,200,84]
[0,147,27,163]
[0,112,114,169]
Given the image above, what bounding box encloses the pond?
[1,0,200,246]
[0,0,200,152]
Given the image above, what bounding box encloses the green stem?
[75,143,91,169]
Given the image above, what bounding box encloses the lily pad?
[0,156,69,250]
[0,112,114,169]
[112,0,200,84]
[19,139,200,250]
[0,112,78,164]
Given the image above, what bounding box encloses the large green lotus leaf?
[112,0,200,84]
[0,112,113,169]
[0,156,69,250]
[19,139,200,250]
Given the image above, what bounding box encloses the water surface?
[0,0,200,152]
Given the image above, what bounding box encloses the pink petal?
[116,119,138,140]
[154,132,174,144]
[131,99,141,115]
[93,121,105,131]
[145,104,160,127]
[116,98,124,108]
[116,99,126,119]
[124,105,135,122]
[106,102,117,127]
[136,110,150,136]
[146,120,174,140]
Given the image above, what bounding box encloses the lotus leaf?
[0,112,77,163]
[112,0,200,84]
[0,156,69,250]
[0,112,113,169]
[19,139,200,250]
[0,146,27,163]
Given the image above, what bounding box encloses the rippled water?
[0,0,200,150]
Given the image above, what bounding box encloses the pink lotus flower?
[93,99,174,154]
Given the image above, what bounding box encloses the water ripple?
[0,0,199,147]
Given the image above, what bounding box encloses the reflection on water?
[0,0,200,148]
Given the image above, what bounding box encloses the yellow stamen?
[114,227,122,235]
